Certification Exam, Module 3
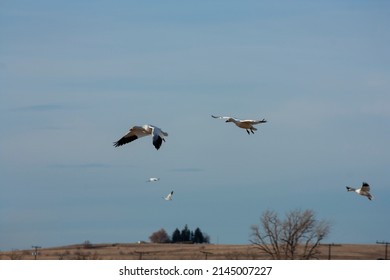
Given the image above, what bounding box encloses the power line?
[320,243,341,260]
[31,246,41,260]
[376,241,390,260]
[200,251,213,260]
[133,251,152,260]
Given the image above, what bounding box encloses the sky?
[1,0,389,250]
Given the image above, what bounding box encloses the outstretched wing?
[241,118,267,125]
[361,182,370,192]
[211,115,239,122]
[113,126,149,147]
[150,125,167,150]
[164,191,174,200]
[212,115,230,120]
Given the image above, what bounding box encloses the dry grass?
[1,243,387,260]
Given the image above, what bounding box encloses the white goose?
[146,177,160,182]
[346,182,373,201]
[162,191,174,201]
[113,124,168,150]
[212,115,267,134]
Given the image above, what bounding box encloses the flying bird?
[211,115,267,134]
[113,124,168,150]
[146,177,160,182]
[162,191,174,201]
[346,182,373,201]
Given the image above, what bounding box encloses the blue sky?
[1,0,389,250]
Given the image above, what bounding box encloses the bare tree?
[250,209,330,259]
[149,228,171,243]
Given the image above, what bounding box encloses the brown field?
[1,243,388,260]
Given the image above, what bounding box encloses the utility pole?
[133,251,144,260]
[31,246,41,260]
[376,241,390,260]
[200,251,213,260]
[133,251,152,260]
[320,243,341,260]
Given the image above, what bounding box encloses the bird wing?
[212,115,231,120]
[361,182,370,192]
[211,115,240,122]
[164,191,173,200]
[241,118,267,124]
[113,126,149,147]
[150,125,167,150]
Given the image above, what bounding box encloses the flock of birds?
[145,177,173,200]
[113,115,374,201]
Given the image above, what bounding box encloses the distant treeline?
[149,225,210,244]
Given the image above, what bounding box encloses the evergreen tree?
[171,228,181,243]
[170,225,210,244]
[181,224,191,242]
[193,227,204,243]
